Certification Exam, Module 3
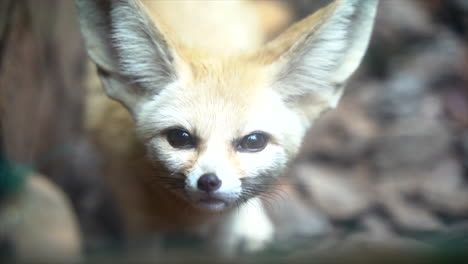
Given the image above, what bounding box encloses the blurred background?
[1,0,468,262]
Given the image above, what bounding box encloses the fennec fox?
[76,0,378,254]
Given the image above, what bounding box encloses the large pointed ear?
[75,0,185,113]
[261,0,378,119]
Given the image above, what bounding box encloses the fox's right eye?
[167,129,196,149]
[236,132,269,152]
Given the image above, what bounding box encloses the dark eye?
[167,129,196,149]
[237,132,269,152]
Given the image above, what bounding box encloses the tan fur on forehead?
[158,53,274,127]
[140,0,264,53]
[185,55,269,93]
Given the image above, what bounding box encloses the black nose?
[197,173,222,193]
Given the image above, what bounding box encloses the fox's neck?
[141,0,265,54]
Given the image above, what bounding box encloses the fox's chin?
[183,191,241,212]
[194,198,229,212]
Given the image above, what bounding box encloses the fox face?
[76,0,378,212]
[134,59,308,211]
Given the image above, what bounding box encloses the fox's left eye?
[237,132,269,152]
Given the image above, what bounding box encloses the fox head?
[76,0,378,211]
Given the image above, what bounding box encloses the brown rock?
[265,186,331,241]
[300,101,379,162]
[0,174,82,263]
[374,115,452,173]
[421,159,468,216]
[360,214,395,240]
[375,0,436,41]
[378,183,444,232]
[295,164,374,221]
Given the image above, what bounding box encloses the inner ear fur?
[259,0,379,116]
[76,0,186,112]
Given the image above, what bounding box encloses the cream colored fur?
[77,0,378,253]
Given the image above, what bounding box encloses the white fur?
[185,140,243,211]
[221,197,274,254]
[137,85,304,211]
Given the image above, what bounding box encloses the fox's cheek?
[146,138,195,173]
[237,144,288,179]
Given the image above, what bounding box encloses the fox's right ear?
[260,0,378,123]
[76,0,186,113]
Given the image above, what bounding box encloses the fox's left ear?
[261,0,378,119]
